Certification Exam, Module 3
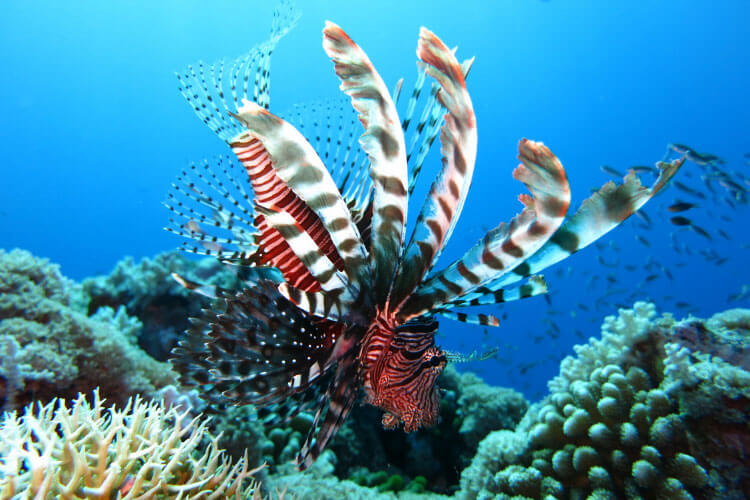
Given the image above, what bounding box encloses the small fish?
[635,234,650,247]
[670,216,692,226]
[631,165,656,175]
[668,143,725,166]
[673,181,707,199]
[689,224,712,240]
[600,164,624,177]
[634,210,651,225]
[645,273,659,282]
[668,201,697,212]
[718,229,730,240]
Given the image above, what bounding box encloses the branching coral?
[0,249,176,410]
[0,391,261,499]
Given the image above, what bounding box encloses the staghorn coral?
[0,390,261,499]
[0,249,176,410]
[459,303,749,499]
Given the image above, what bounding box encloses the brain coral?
[459,302,750,499]
[0,249,176,411]
[0,391,260,498]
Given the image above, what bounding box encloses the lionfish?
[165,2,683,468]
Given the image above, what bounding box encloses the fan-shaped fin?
[391,28,478,311]
[176,0,300,141]
[170,282,341,408]
[400,139,571,320]
[323,22,409,304]
[164,157,259,262]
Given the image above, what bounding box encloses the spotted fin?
[400,139,571,320]
[176,0,300,141]
[164,156,260,263]
[323,22,409,304]
[170,282,340,407]
[284,100,373,218]
[391,28,477,310]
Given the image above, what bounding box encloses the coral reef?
[0,390,260,498]
[80,250,240,360]
[459,302,750,499]
[0,249,176,411]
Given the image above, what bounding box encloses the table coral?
[0,249,176,411]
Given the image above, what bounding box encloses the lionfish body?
[166,3,683,468]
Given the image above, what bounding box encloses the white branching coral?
[0,391,261,499]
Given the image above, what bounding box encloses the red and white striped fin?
[391,28,477,310]
[164,157,259,262]
[323,22,409,304]
[255,205,354,304]
[285,100,374,216]
[444,274,547,308]
[399,139,570,320]
[176,1,300,142]
[276,283,351,323]
[456,157,685,302]
[436,310,500,327]
[229,100,370,292]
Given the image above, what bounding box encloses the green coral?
[0,249,176,410]
[0,391,260,498]
[459,303,750,499]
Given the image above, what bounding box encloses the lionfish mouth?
[165,1,684,470]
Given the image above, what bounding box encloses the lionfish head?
[362,317,446,432]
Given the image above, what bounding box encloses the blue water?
[1,1,748,399]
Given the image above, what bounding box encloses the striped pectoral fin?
[391,28,478,309]
[457,157,687,303]
[400,140,571,320]
[446,274,548,308]
[436,310,500,327]
[322,22,409,303]
[297,348,360,470]
[229,100,370,292]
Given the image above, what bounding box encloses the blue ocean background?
[1,0,748,399]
